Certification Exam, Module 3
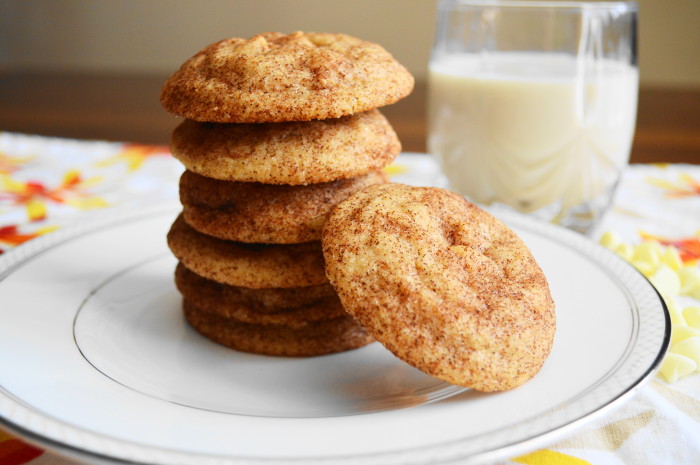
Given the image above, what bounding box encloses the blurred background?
[1,0,698,162]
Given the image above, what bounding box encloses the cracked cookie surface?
[183,300,373,357]
[168,214,327,289]
[170,109,399,185]
[160,31,414,123]
[322,183,556,392]
[180,169,387,243]
[175,263,345,325]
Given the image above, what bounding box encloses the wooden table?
[1,72,698,164]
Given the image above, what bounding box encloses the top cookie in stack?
[161,31,414,357]
[161,31,413,124]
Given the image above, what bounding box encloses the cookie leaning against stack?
[322,183,556,392]
[162,31,414,356]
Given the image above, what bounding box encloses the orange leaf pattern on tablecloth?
[646,173,700,198]
[95,143,171,172]
[0,225,58,255]
[639,231,700,264]
[0,170,107,222]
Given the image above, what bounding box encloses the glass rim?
[439,0,638,10]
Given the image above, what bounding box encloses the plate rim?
[0,202,671,465]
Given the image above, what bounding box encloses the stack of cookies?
[161,31,414,356]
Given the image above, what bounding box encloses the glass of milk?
[428,0,638,234]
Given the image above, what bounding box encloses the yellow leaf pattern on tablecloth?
[0,174,26,192]
[0,170,107,221]
[25,198,47,222]
[646,172,700,198]
[0,152,33,174]
[384,163,409,177]
[512,450,591,465]
[64,197,109,210]
[95,143,170,172]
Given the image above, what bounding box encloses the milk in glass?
[428,52,638,225]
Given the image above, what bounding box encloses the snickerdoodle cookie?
[180,169,388,243]
[167,215,327,289]
[322,183,556,392]
[183,300,374,356]
[160,31,414,123]
[170,110,399,185]
[175,263,345,325]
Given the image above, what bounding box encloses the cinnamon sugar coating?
[167,214,327,289]
[322,183,556,392]
[180,169,388,244]
[160,31,414,123]
[175,262,345,325]
[170,110,400,185]
[183,300,373,357]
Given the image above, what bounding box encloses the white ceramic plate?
[0,203,669,465]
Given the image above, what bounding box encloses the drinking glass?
[428,0,638,234]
